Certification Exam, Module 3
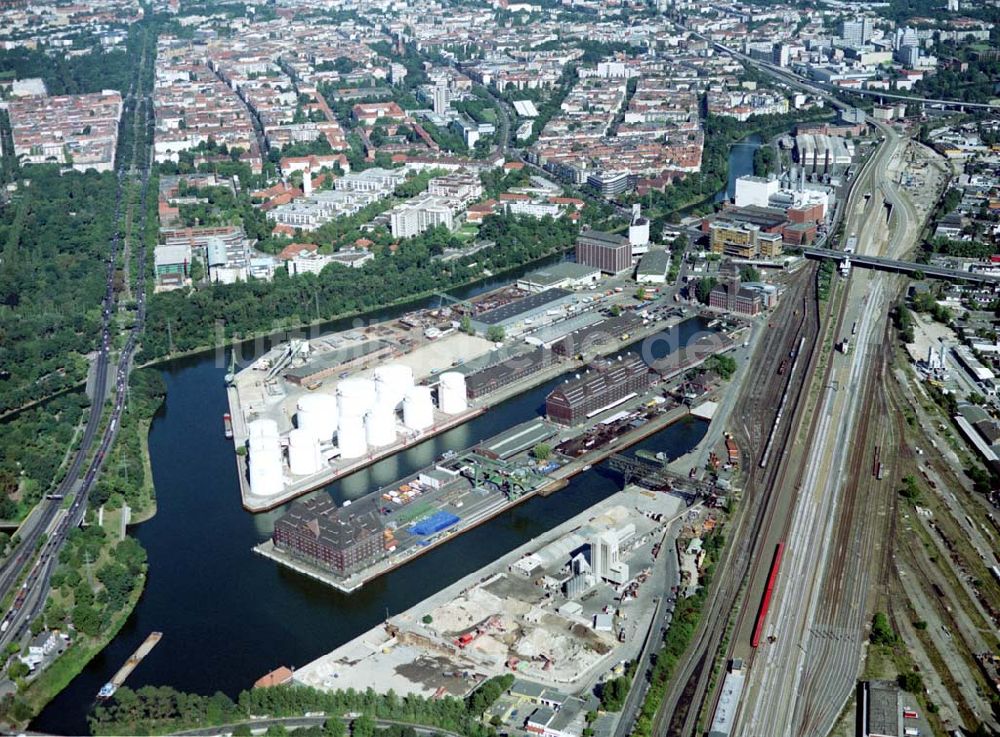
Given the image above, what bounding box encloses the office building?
[709,220,783,259]
[586,170,634,197]
[388,194,460,238]
[433,83,450,115]
[841,17,874,47]
[708,263,767,316]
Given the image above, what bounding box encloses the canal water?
[715,133,763,203]
[34,134,761,734]
[34,289,713,735]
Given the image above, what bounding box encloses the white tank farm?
[248,418,279,442]
[248,456,283,498]
[337,412,368,459]
[403,386,434,431]
[247,419,283,497]
[365,401,398,448]
[337,378,377,418]
[296,393,338,442]
[373,364,414,407]
[287,428,322,476]
[438,372,468,415]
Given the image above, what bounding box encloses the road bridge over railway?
[800,247,1000,286]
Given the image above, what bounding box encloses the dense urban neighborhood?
[0,0,999,736]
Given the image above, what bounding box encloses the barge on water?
[97,631,162,700]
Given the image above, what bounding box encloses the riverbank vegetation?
[0,529,148,724]
[89,368,165,518]
[139,213,580,361]
[88,678,514,736]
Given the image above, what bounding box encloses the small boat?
[97,682,116,700]
[223,413,233,438]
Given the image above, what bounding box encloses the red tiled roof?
[254,667,294,689]
[278,242,318,261]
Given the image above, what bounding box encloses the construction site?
[290,485,707,702]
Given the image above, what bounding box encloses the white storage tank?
[337,378,377,418]
[287,428,322,476]
[296,393,338,442]
[247,419,283,497]
[402,386,434,431]
[365,401,397,448]
[337,412,368,459]
[374,364,415,407]
[438,372,468,415]
[249,455,283,498]
[248,418,279,441]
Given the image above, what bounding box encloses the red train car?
[751,542,785,648]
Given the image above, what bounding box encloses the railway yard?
[645,117,1000,737]
[653,258,824,737]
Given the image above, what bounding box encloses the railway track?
[654,265,822,736]
[793,319,897,736]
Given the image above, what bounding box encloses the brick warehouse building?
[273,495,385,576]
[575,228,632,274]
[546,352,652,425]
[708,262,765,317]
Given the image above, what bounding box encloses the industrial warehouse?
[226,271,706,512]
[546,353,652,426]
[254,311,741,592]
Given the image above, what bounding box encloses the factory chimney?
[303,168,313,198]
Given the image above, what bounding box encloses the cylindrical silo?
[287,428,322,476]
[248,419,283,497]
[296,393,338,442]
[374,364,414,407]
[438,372,468,415]
[249,455,283,497]
[403,386,434,431]
[248,418,279,441]
[365,401,397,448]
[337,378,377,418]
[337,412,368,459]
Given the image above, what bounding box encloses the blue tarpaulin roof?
[412,511,460,536]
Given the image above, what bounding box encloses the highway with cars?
[0,49,154,654]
